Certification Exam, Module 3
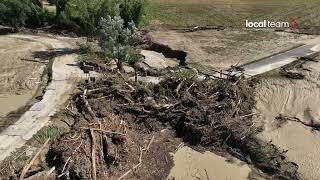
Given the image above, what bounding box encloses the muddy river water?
[169,146,252,180]
[0,92,35,117]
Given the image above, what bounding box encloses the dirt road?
[0,34,84,161]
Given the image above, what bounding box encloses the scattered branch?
[116,135,155,180]
[80,127,126,136]
[240,113,258,119]
[60,140,83,176]
[276,114,320,129]
[117,70,135,91]
[46,167,56,177]
[19,138,50,180]
[90,129,97,180]
[88,87,109,93]
[82,89,97,120]
[175,80,184,94]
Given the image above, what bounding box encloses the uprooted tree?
[98,16,142,72]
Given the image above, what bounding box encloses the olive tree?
[98,16,142,73]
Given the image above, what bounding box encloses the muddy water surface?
[0,91,35,117]
[169,146,252,180]
[254,59,320,180]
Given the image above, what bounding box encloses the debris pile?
[47,71,300,179]
[116,76,257,148]
[4,71,301,179]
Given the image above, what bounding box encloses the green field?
[147,0,320,32]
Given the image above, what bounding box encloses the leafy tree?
[0,0,47,29]
[59,0,120,36]
[98,16,142,72]
[97,0,120,21]
[48,0,56,5]
[126,48,143,82]
[0,0,31,29]
[26,0,48,28]
[55,0,147,35]
[56,0,68,16]
[120,0,146,26]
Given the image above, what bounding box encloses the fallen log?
[82,89,97,120]
[19,138,50,180]
[182,25,225,32]
[90,129,97,180]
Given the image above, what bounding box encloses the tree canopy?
[98,16,142,71]
[0,0,49,29]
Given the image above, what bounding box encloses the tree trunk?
[117,61,125,73]
[134,68,138,83]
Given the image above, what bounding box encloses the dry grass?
[147,0,320,33]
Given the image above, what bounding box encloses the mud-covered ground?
[148,29,317,72]
[0,32,83,133]
[0,35,47,119]
[254,55,320,180]
[1,28,318,180]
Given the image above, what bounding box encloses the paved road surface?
[242,44,320,76]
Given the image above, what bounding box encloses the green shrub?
[120,0,147,26]
[0,0,32,28]
[79,41,96,54]
[0,0,50,29]
[98,16,142,71]
[48,0,57,5]
[33,126,66,144]
[55,0,147,35]
[26,2,46,28]
[56,0,120,36]
[56,0,68,16]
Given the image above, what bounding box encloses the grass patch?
[201,46,228,55]
[172,69,196,79]
[31,126,66,145]
[188,63,219,74]
[146,0,320,33]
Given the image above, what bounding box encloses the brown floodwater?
[168,146,252,180]
[0,91,35,117]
